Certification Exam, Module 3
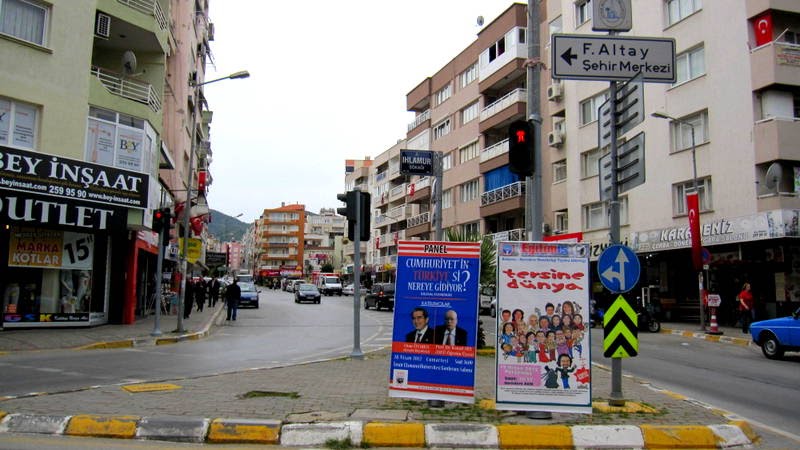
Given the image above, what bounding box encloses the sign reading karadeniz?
[552,34,676,83]
[0,145,149,210]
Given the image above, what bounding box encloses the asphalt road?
[0,289,394,397]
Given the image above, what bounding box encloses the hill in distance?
[208,209,249,242]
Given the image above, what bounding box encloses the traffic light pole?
[434,152,443,240]
[151,228,165,336]
[350,187,364,360]
[527,0,543,242]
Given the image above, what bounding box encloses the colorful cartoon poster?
[495,241,592,414]
[389,240,481,403]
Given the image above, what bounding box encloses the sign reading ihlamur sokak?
[389,240,480,403]
[495,241,592,414]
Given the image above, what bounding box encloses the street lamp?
[651,111,705,331]
[177,70,249,332]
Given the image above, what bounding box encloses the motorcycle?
[636,296,661,333]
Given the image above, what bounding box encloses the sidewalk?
[0,315,759,447]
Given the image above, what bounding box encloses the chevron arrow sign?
[603,295,639,358]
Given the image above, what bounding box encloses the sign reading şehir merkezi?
[400,150,434,176]
[389,240,480,403]
[0,145,149,210]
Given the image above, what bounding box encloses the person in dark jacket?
[194,279,205,312]
[225,278,241,321]
[183,281,193,319]
[209,278,221,307]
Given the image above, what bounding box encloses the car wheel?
[647,320,660,333]
[256,302,259,309]
[294,297,298,303]
[760,333,784,359]
[490,306,496,318]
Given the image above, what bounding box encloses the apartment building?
[254,203,306,283]
[351,1,799,322]
[304,208,346,276]
[0,0,218,326]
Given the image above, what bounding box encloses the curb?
[660,327,753,347]
[0,413,755,448]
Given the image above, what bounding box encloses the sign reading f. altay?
[552,34,676,83]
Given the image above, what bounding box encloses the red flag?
[687,192,702,271]
[197,171,207,194]
[753,12,773,47]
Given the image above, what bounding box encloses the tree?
[321,262,334,273]
[445,228,496,286]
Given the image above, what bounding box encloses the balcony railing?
[480,138,509,163]
[90,66,162,113]
[409,176,430,193]
[480,88,526,122]
[486,228,527,243]
[481,181,525,207]
[408,109,431,131]
[407,211,430,228]
[389,183,407,200]
[118,0,168,32]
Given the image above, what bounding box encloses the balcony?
[480,138,509,163]
[479,89,527,133]
[480,182,526,217]
[90,66,162,113]
[750,42,800,91]
[480,88,526,122]
[96,0,169,53]
[389,183,407,202]
[405,212,431,238]
[118,0,168,32]
[408,109,431,132]
[486,228,527,243]
[406,177,431,203]
[753,117,800,164]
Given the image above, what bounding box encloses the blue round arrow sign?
[597,245,640,293]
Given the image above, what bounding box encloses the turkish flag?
[687,192,702,271]
[197,171,207,194]
[753,12,773,47]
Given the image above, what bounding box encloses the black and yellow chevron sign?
[603,295,638,358]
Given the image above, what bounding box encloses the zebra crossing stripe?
[603,295,639,358]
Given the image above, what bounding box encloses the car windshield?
[298,284,318,292]
[239,282,256,292]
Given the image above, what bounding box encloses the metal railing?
[407,211,430,228]
[389,183,407,199]
[480,139,509,162]
[407,109,431,131]
[480,88,526,122]
[90,66,162,113]
[487,228,527,243]
[481,181,525,207]
[117,0,168,32]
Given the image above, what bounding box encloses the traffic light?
[337,191,370,241]
[336,191,357,220]
[152,208,167,233]
[358,191,371,241]
[159,208,172,247]
[508,120,534,176]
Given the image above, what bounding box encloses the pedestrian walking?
[209,277,221,307]
[194,279,205,312]
[226,277,241,321]
[737,282,755,333]
[183,281,193,319]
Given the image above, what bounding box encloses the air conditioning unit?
[95,12,111,39]
[546,82,563,101]
[548,131,564,147]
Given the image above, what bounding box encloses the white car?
[342,284,355,295]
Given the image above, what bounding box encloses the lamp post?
[177,70,249,332]
[651,111,705,331]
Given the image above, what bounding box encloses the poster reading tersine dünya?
[389,240,481,403]
[495,241,592,414]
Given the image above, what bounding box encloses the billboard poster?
[389,240,481,403]
[495,241,592,414]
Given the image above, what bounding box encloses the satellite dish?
[477,16,484,26]
[121,50,138,76]
[764,162,783,192]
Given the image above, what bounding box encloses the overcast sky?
[204,0,514,223]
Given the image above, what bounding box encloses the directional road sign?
[551,34,676,83]
[599,132,646,201]
[597,244,640,293]
[598,72,644,149]
[603,295,638,358]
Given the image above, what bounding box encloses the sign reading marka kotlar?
[495,241,592,414]
[389,240,480,403]
[0,145,149,210]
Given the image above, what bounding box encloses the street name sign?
[551,34,676,83]
[599,132,646,201]
[599,72,644,149]
[400,150,434,176]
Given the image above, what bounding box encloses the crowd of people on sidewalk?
[182,277,222,319]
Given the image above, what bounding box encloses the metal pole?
[151,227,165,336]
[608,78,625,407]
[351,188,364,359]
[434,152,443,241]
[690,126,706,331]
[177,82,199,333]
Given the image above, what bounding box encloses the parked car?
[295,283,321,304]
[238,282,260,308]
[285,279,302,293]
[342,284,355,295]
[364,283,395,311]
[479,284,496,317]
[749,306,800,359]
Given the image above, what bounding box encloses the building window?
[86,107,155,172]
[549,16,563,35]
[575,0,592,26]
[665,0,701,26]
[674,46,705,84]
[793,93,800,118]
[459,63,477,88]
[673,178,712,215]
[0,0,48,46]
[782,30,799,45]
[553,159,567,183]
[459,141,479,163]
[581,147,607,178]
[460,179,479,203]
[582,198,628,230]
[461,222,480,237]
[518,27,526,44]
[435,84,452,106]
[461,102,479,125]
[0,97,37,149]
[579,91,609,125]
[488,36,506,62]
[441,152,452,171]
[433,118,451,140]
[554,210,568,233]
[442,189,452,209]
[669,110,708,152]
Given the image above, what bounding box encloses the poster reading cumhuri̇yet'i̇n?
[389,240,481,403]
[495,241,592,414]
